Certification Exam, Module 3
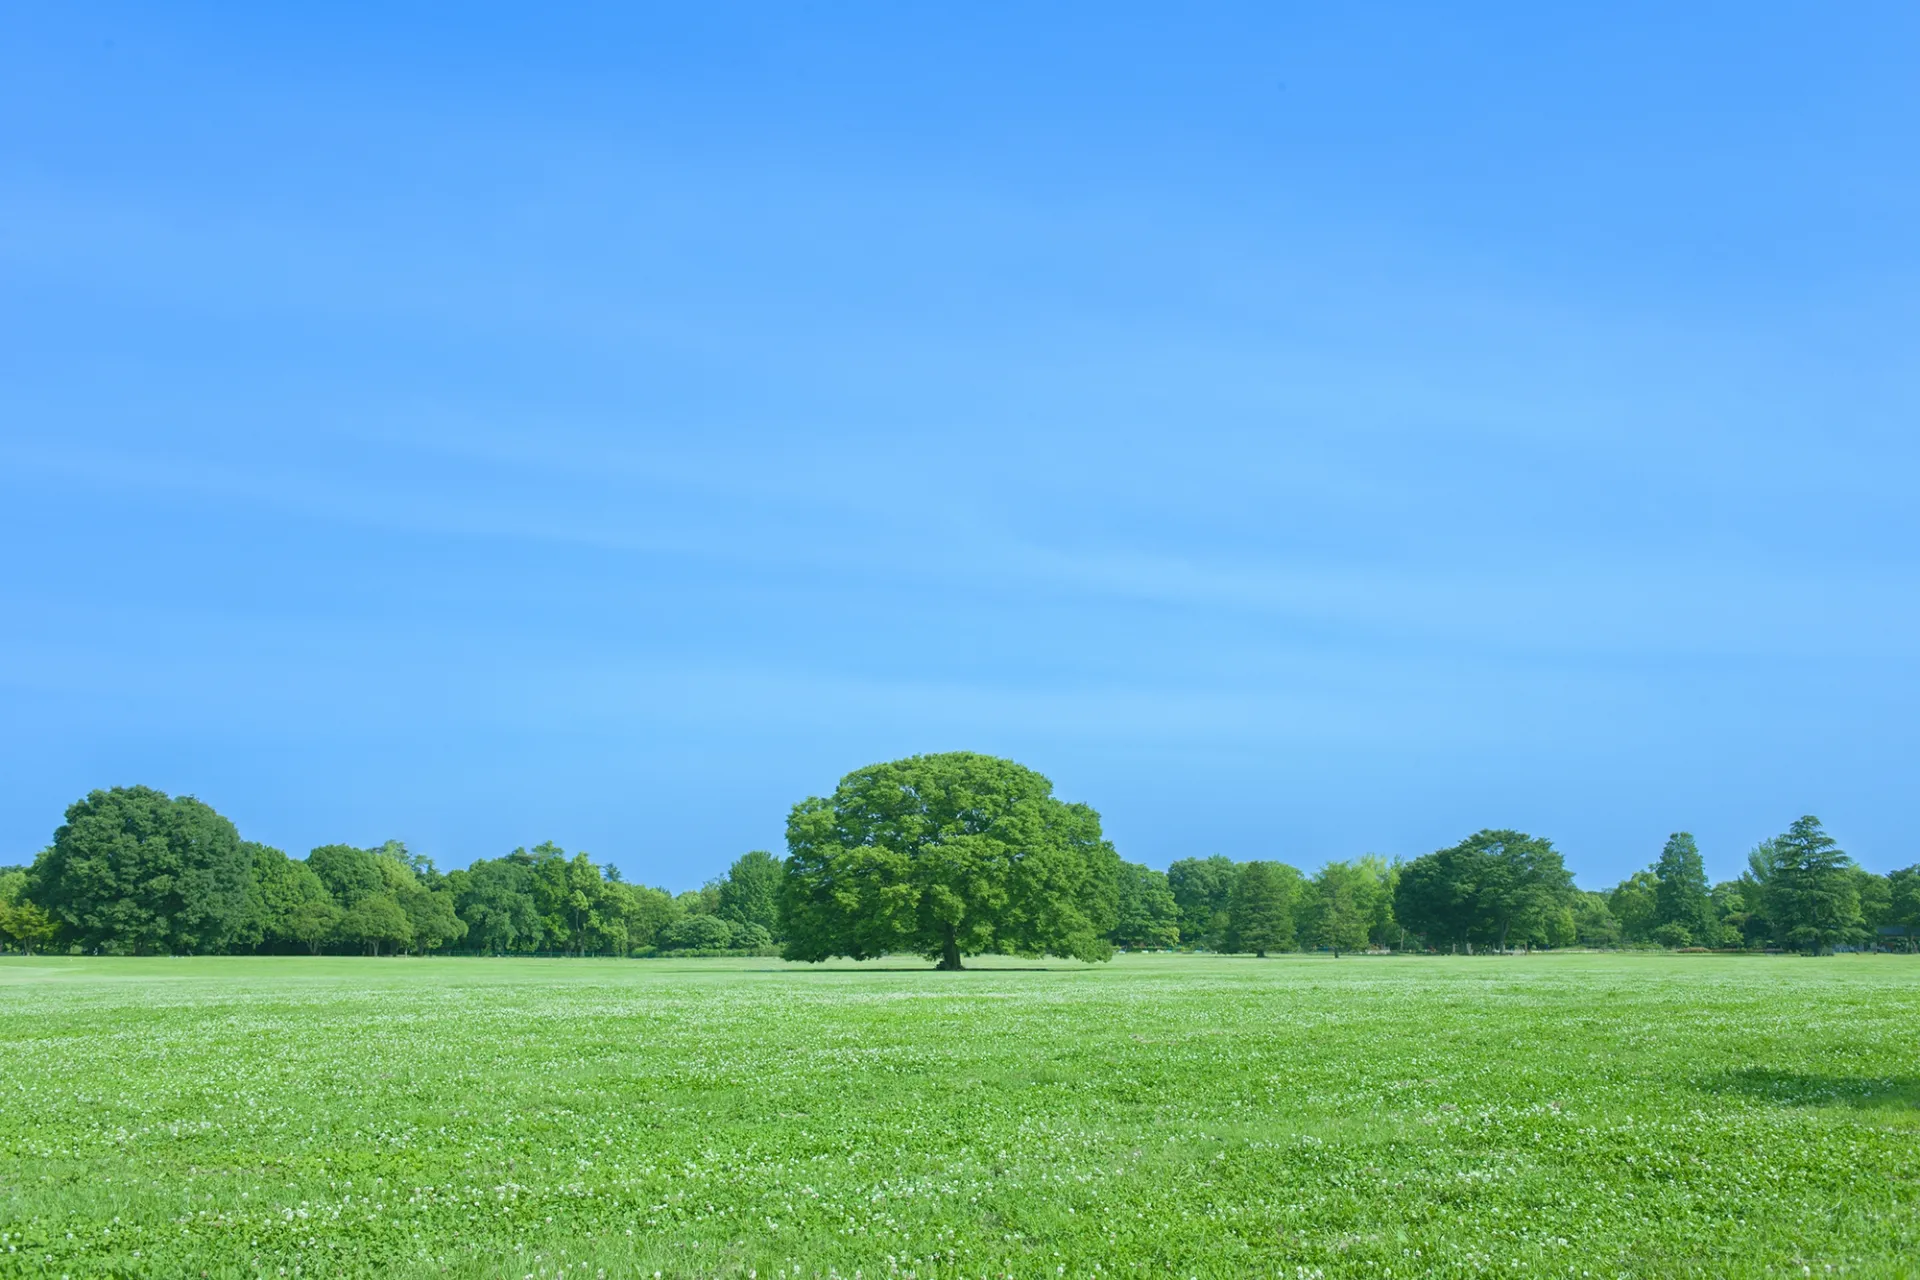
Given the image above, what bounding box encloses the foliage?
[1570,890,1621,947]
[27,786,254,954]
[246,842,340,953]
[1608,870,1660,944]
[715,849,783,937]
[779,752,1121,969]
[1226,860,1298,956]
[1303,860,1374,955]
[0,867,58,954]
[1762,816,1866,953]
[1888,865,1920,948]
[1652,831,1715,945]
[1111,861,1181,949]
[655,914,773,955]
[1394,829,1574,951]
[1166,855,1238,948]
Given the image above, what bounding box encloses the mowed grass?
[0,955,1915,1280]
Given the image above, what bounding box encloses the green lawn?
[0,954,1914,1279]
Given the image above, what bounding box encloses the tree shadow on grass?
[1707,1067,1920,1113]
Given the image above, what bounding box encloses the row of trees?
[0,786,786,958]
[4,762,1914,961]
[1599,821,1917,953]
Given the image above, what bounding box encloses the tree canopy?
[1394,829,1574,952]
[29,786,254,954]
[778,752,1121,968]
[6,780,1902,963]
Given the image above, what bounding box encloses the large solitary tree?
[778,752,1121,969]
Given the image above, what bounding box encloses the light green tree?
[1306,861,1373,957]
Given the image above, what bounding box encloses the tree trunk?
[938,926,963,971]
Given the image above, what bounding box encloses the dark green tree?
[1227,860,1297,956]
[717,850,783,937]
[1571,890,1621,947]
[1111,862,1181,949]
[1766,816,1865,953]
[1854,867,1892,937]
[1166,855,1239,948]
[337,894,413,955]
[1651,832,1714,947]
[449,858,546,953]
[306,844,386,907]
[1709,880,1760,949]
[1393,830,1573,952]
[1886,865,1920,951]
[779,752,1121,969]
[28,786,254,954]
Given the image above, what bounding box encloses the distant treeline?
[2,776,1915,960]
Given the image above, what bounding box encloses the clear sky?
[4,2,1916,889]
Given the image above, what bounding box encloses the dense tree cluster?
[1597,817,1912,953]
[0,787,781,958]
[3,778,1912,961]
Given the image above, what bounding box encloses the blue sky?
[4,2,1916,888]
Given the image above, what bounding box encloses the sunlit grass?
[0,953,1914,1278]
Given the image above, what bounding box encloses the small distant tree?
[450,859,546,953]
[1228,861,1296,957]
[658,914,738,953]
[1651,921,1694,949]
[1112,862,1181,949]
[284,897,343,955]
[1652,832,1715,944]
[1766,816,1865,953]
[717,851,783,938]
[1709,879,1758,949]
[1167,856,1239,949]
[1356,856,1401,949]
[1854,868,1893,937]
[1608,871,1660,945]
[1306,862,1372,957]
[1571,891,1620,947]
[337,894,413,956]
[0,897,59,954]
[248,844,335,952]
[1886,865,1920,952]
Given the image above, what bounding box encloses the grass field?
[0,954,1914,1279]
